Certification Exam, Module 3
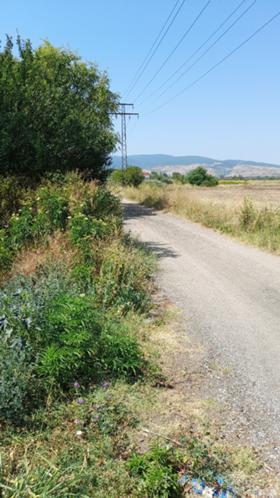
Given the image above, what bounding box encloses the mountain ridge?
[112,154,280,177]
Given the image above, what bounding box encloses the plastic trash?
[178,474,237,497]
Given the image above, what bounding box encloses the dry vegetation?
[122,181,280,254]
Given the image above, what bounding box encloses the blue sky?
[1,0,280,163]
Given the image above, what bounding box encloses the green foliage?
[99,320,145,379]
[38,294,102,387]
[0,335,36,424]
[172,172,186,184]
[110,166,145,187]
[0,176,30,228]
[97,239,154,312]
[0,35,118,179]
[0,175,123,276]
[32,186,69,236]
[186,167,218,187]
[0,256,148,423]
[110,169,125,184]
[70,212,110,244]
[150,171,172,184]
[128,445,182,497]
[82,186,122,220]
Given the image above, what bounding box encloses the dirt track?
[124,200,280,467]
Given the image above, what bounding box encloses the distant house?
[142,170,151,179]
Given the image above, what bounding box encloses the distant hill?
[112,154,280,178]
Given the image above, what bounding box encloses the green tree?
[186,167,218,186]
[110,169,125,184]
[124,166,145,187]
[110,166,144,187]
[0,36,118,179]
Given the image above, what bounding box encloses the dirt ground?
[140,296,280,497]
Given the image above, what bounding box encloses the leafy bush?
[0,36,118,179]
[99,320,144,379]
[110,166,144,187]
[186,167,218,187]
[172,172,186,184]
[123,166,145,186]
[97,239,154,312]
[128,445,181,497]
[110,169,124,184]
[32,186,69,237]
[0,255,148,422]
[70,213,112,246]
[0,176,30,228]
[0,334,36,424]
[8,206,35,250]
[38,294,102,387]
[82,186,122,220]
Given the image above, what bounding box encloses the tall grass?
[123,183,280,253]
[0,175,264,496]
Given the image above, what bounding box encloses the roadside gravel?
[124,200,280,468]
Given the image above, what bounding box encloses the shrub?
[0,229,11,270]
[70,212,110,244]
[38,294,102,388]
[128,445,181,497]
[82,186,122,220]
[99,320,144,379]
[110,166,144,187]
[239,198,256,231]
[0,334,36,424]
[32,186,69,237]
[8,205,35,250]
[0,176,30,228]
[186,167,218,187]
[124,166,145,187]
[97,239,154,312]
[110,169,125,185]
[0,36,118,179]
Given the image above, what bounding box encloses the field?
[122,180,280,254]
[178,181,280,208]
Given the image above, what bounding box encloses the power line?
[138,0,251,106]
[124,0,181,96]
[140,0,256,109]
[144,9,280,116]
[125,0,187,98]
[134,0,212,102]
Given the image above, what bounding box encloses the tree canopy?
[0,36,119,179]
[110,166,144,187]
[186,167,218,186]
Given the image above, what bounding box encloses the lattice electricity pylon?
[111,103,139,170]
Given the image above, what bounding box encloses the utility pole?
[112,103,139,171]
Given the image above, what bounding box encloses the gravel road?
[124,200,280,465]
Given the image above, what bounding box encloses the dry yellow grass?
[11,231,74,277]
[122,181,280,254]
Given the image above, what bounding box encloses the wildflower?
[79,293,85,298]
[77,398,84,405]
[74,381,80,389]
[76,430,83,437]
[102,381,110,389]
[74,418,82,425]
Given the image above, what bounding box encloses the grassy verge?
[0,174,276,496]
[122,183,280,254]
